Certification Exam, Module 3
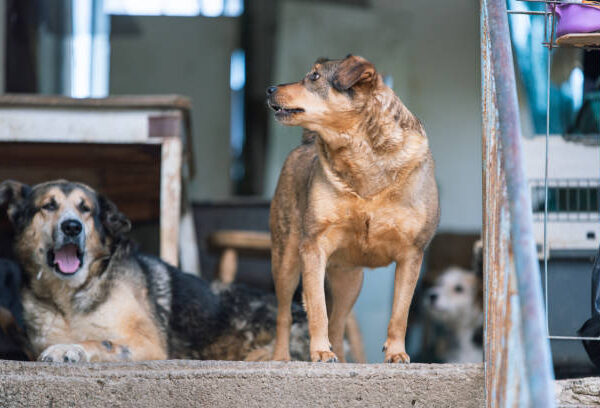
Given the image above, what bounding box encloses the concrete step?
[0,361,484,408]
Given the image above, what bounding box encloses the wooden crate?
[0,94,193,267]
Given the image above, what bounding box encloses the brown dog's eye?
[42,201,57,212]
[309,72,320,81]
[454,284,464,293]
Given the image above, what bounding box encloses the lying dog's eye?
[309,72,320,81]
[42,201,57,211]
[79,203,91,213]
[454,285,464,293]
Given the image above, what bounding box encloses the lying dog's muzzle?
[47,244,83,275]
[49,217,86,276]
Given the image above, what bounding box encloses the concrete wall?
[0,360,485,408]
[109,16,240,201]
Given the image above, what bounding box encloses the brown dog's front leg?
[383,248,423,363]
[301,241,336,362]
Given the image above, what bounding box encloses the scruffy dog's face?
[424,267,482,328]
[266,55,378,132]
[0,180,130,287]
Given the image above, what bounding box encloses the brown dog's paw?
[311,350,338,363]
[384,351,410,364]
[382,341,410,363]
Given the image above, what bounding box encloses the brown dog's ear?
[332,55,376,92]
[98,195,131,239]
[0,180,31,225]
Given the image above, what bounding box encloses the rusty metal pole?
[485,0,556,406]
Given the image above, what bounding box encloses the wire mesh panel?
[509,0,600,378]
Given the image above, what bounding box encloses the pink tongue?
[53,244,80,274]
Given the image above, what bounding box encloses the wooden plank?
[0,94,191,110]
[160,137,182,267]
[210,230,272,251]
[556,33,600,48]
[0,109,176,143]
[0,142,161,223]
[0,142,161,165]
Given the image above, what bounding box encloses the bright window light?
[230,49,245,91]
[104,0,242,17]
[224,0,243,17]
[201,0,223,17]
[163,1,201,16]
[105,0,162,15]
[569,67,584,113]
[105,0,201,16]
[72,0,93,97]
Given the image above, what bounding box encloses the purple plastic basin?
[554,3,600,37]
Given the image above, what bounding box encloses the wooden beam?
[160,137,182,267]
[237,0,280,195]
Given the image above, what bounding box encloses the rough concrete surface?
[556,377,600,407]
[0,360,484,408]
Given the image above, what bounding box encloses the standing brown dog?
[267,55,439,363]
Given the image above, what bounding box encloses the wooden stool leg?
[345,311,367,363]
[218,248,238,284]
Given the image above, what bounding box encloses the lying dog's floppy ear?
[98,195,131,239]
[0,180,31,225]
[332,55,376,92]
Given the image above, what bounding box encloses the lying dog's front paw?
[311,350,338,363]
[39,344,89,363]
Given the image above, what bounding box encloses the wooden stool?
[210,229,366,363]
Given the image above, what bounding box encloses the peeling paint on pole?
[481,0,556,406]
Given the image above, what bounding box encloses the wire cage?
[509,0,600,373]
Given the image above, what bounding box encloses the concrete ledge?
[0,360,484,407]
[556,377,600,407]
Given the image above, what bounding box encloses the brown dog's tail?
[302,129,318,145]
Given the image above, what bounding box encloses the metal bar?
[517,0,598,4]
[549,335,600,341]
[482,2,525,405]
[485,0,556,406]
[544,13,552,335]
[507,10,551,15]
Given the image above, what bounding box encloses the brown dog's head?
[266,55,379,132]
[0,179,130,286]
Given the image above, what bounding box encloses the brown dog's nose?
[266,86,277,95]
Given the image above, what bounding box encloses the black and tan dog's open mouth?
[47,244,83,275]
[268,102,305,117]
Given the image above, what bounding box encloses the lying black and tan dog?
[0,179,309,363]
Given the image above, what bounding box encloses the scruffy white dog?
[423,266,483,363]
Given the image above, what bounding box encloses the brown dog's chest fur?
[23,280,167,361]
[311,183,427,268]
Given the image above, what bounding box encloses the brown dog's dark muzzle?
[266,85,305,119]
